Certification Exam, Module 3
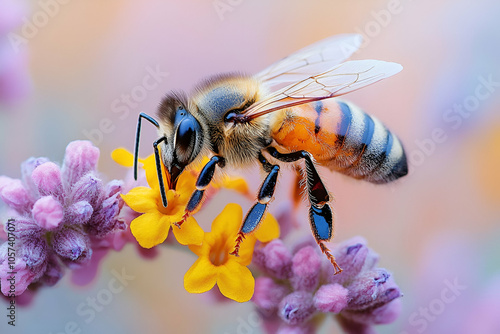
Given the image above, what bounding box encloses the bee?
[134,34,407,274]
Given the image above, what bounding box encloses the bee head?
[157,92,204,189]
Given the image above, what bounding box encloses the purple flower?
[314,283,349,313]
[279,291,316,326]
[252,237,402,333]
[68,161,158,287]
[0,141,125,298]
[253,239,292,280]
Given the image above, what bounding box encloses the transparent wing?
[243,60,403,120]
[255,34,363,86]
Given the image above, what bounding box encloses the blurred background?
[1,0,499,333]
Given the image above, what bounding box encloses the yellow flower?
[112,148,250,249]
[113,148,204,248]
[184,203,280,302]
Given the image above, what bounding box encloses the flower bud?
[0,258,36,296]
[313,283,349,313]
[87,193,123,237]
[278,291,315,326]
[291,246,321,291]
[32,196,64,230]
[326,237,378,285]
[51,226,92,266]
[254,239,292,280]
[62,141,100,186]
[253,277,289,315]
[70,174,102,207]
[0,178,32,214]
[341,298,402,326]
[345,269,402,311]
[105,179,123,198]
[8,218,42,240]
[20,157,49,193]
[19,237,47,267]
[65,200,94,225]
[31,162,63,197]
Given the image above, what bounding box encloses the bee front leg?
[266,147,342,275]
[178,156,225,227]
[230,153,280,257]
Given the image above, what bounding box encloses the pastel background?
[1,0,499,333]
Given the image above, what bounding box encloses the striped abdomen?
[270,99,408,183]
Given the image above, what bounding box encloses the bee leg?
[266,147,342,275]
[153,136,169,208]
[177,156,226,227]
[292,166,303,209]
[230,153,280,257]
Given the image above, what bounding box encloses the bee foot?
[174,213,189,229]
[229,232,246,257]
[319,241,343,275]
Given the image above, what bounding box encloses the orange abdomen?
[270,99,407,183]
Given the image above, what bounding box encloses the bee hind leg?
[177,156,225,227]
[266,147,342,275]
[230,153,280,256]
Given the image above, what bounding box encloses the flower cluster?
[0,139,404,333]
[0,141,125,296]
[114,148,279,302]
[252,237,402,334]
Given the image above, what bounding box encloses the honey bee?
[134,34,407,274]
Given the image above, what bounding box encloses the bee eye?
[173,111,202,168]
[176,118,196,154]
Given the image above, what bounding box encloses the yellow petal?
[176,169,198,192]
[233,237,258,267]
[130,211,170,248]
[188,243,204,257]
[222,176,249,195]
[184,257,218,294]
[217,260,255,302]
[212,203,243,238]
[111,148,134,167]
[254,212,280,242]
[143,153,170,190]
[171,217,204,246]
[121,187,158,213]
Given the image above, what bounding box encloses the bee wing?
[243,60,402,120]
[255,34,363,86]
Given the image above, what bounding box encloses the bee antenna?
[134,112,160,181]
